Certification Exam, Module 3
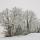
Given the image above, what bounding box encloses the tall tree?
[2,8,12,37]
[24,10,37,33]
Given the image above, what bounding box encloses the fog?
[0,0,40,19]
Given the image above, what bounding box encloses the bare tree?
[2,8,13,37]
[24,10,37,34]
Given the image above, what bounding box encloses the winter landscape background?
[0,7,40,37]
[0,0,40,40]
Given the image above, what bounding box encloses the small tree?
[16,24,22,35]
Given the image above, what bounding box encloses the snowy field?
[0,33,40,40]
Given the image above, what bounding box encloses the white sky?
[0,0,40,19]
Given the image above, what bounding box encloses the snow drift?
[0,33,40,40]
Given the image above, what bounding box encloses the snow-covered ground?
[0,24,7,37]
[0,33,40,40]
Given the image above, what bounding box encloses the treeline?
[0,7,40,37]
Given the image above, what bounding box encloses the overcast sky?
[0,0,40,19]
